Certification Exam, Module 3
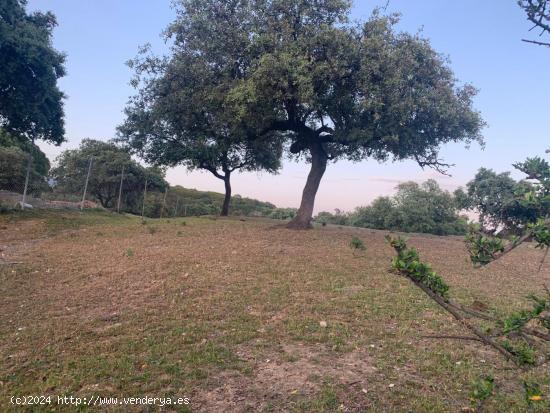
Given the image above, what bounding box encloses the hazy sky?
[28,0,550,213]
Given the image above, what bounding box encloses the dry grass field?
[1,210,549,412]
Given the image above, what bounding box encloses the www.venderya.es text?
[10,395,190,407]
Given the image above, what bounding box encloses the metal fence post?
[141,177,148,219]
[173,197,179,217]
[81,157,93,211]
[21,152,32,209]
[160,187,168,218]
[117,165,124,213]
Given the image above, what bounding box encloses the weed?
[349,237,366,251]
[470,375,494,407]
[124,248,134,257]
[295,383,340,412]
[501,340,536,366]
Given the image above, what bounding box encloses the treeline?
[456,155,550,235]
[315,180,469,236]
[139,186,297,219]
[316,154,549,237]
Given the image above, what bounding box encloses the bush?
[344,180,469,235]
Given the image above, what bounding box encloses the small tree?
[0,0,66,144]
[458,159,547,234]
[463,155,549,266]
[50,139,166,211]
[350,180,468,235]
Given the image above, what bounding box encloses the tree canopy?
[118,0,283,216]
[0,128,50,195]
[457,158,549,234]
[0,0,66,144]
[50,139,166,211]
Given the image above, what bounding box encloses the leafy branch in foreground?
[386,235,550,367]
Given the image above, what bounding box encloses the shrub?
[348,180,469,235]
[349,237,366,251]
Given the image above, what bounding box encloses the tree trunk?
[221,174,231,216]
[287,144,328,230]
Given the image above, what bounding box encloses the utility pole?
[141,177,148,219]
[117,165,124,213]
[160,187,168,218]
[21,153,32,209]
[81,157,93,211]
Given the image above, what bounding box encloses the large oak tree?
[228,1,485,228]
[122,0,484,227]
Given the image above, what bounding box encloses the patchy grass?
[0,212,549,412]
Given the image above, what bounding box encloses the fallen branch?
[421,334,484,343]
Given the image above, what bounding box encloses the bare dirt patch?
[194,344,377,412]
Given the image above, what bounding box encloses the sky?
[28,0,550,213]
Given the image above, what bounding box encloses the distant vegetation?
[140,185,296,219]
[315,180,469,236]
[44,139,296,219]
[456,156,549,235]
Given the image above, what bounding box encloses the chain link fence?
[1,153,241,217]
[0,154,146,213]
[0,151,52,209]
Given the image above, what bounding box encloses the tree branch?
[522,38,550,46]
[414,154,454,176]
[406,275,518,364]
[199,161,225,180]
